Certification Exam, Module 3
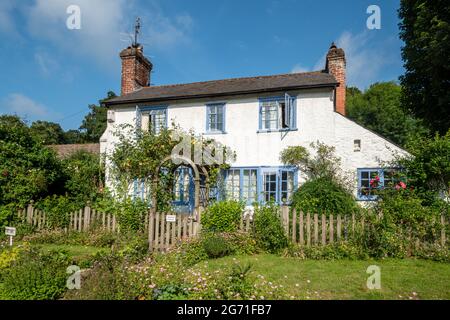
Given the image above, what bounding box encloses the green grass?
[197,254,450,300]
[30,243,108,267]
[34,243,106,257]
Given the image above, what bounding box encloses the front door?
[172,166,194,213]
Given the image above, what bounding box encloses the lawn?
[28,243,108,266]
[195,254,450,300]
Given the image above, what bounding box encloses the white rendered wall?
[100,88,408,198]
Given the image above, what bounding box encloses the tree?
[79,91,117,142]
[346,82,427,147]
[399,0,450,135]
[62,150,104,204]
[30,121,66,145]
[63,129,83,144]
[394,131,450,202]
[280,141,350,187]
[280,142,358,215]
[0,115,63,208]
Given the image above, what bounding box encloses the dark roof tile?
[105,71,337,105]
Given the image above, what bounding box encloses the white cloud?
[291,64,310,73]
[0,0,20,37]
[34,51,60,77]
[21,0,194,68]
[1,93,49,118]
[294,30,398,89]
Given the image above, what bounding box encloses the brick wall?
[326,44,346,116]
[120,46,152,96]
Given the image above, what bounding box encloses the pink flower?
[395,181,407,190]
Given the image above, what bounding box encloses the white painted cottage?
[100,43,407,212]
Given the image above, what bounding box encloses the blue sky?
[0,0,403,130]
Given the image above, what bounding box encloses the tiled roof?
[47,143,100,158]
[105,71,338,105]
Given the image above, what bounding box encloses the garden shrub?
[221,231,259,255]
[94,196,148,233]
[36,195,81,229]
[292,177,359,215]
[253,204,288,253]
[202,200,244,232]
[201,233,232,259]
[283,242,368,260]
[64,252,138,300]
[0,203,17,229]
[359,188,448,259]
[0,247,70,300]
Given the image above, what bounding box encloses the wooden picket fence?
[147,210,253,252]
[279,206,448,247]
[17,202,119,232]
[17,203,447,252]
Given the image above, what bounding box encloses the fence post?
[441,215,446,247]
[148,210,155,251]
[83,203,91,232]
[329,214,334,243]
[306,213,311,246]
[245,214,250,232]
[292,208,297,243]
[160,213,166,251]
[299,211,304,246]
[26,201,34,224]
[154,212,160,251]
[321,214,326,245]
[337,215,342,242]
[177,215,182,239]
[313,214,319,245]
[282,206,289,236]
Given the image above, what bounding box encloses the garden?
[0,116,449,300]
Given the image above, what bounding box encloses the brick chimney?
[120,45,153,96]
[325,42,346,116]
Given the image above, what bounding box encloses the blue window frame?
[357,168,402,200]
[225,169,241,201]
[263,171,278,202]
[206,103,225,133]
[280,169,295,204]
[137,106,168,134]
[223,167,297,205]
[242,169,258,204]
[258,94,296,132]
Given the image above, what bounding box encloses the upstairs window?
[259,94,296,131]
[206,103,225,133]
[141,108,167,134]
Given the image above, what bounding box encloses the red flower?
[395,181,407,190]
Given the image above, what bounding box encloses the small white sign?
[5,227,16,236]
[166,215,176,222]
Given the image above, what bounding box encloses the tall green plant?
[252,204,288,253]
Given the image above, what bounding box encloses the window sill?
[203,131,227,135]
[356,196,378,201]
[257,128,298,133]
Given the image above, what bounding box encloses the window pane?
[226,169,240,201]
[264,173,277,202]
[208,105,224,132]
